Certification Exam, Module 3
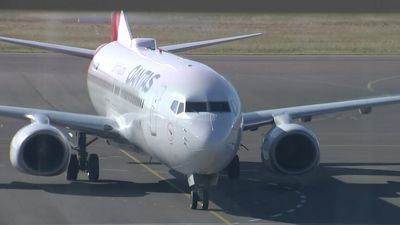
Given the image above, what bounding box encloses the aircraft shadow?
[207,161,400,224]
[0,179,181,197]
[1,160,398,224]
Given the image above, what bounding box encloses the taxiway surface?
[0,54,399,224]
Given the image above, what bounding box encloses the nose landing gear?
[66,132,100,181]
[187,173,218,210]
[190,188,209,210]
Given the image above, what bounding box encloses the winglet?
[111,11,133,44]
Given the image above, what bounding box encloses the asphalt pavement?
[0,54,399,224]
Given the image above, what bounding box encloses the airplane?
[0,11,400,210]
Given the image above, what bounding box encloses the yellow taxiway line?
[119,149,234,225]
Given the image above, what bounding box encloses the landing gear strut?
[66,132,99,181]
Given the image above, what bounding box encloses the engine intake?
[261,123,320,175]
[10,123,71,176]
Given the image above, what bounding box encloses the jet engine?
[10,123,71,176]
[261,123,320,175]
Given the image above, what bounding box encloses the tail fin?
[111,11,133,44]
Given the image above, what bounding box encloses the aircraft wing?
[0,32,262,56]
[159,33,262,53]
[0,105,119,138]
[243,95,400,131]
[0,36,95,59]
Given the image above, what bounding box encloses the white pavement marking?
[263,183,308,220]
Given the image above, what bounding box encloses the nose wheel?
[190,188,209,210]
[187,174,218,210]
[66,132,100,181]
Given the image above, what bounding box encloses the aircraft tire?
[190,190,199,209]
[67,154,79,181]
[201,190,209,210]
[87,154,99,181]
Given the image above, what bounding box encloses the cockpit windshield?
[209,102,231,112]
[186,102,207,112]
[186,101,231,113]
[171,101,232,114]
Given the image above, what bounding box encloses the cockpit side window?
[170,100,178,113]
[177,102,184,114]
[229,99,238,114]
[171,100,185,114]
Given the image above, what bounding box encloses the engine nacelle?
[10,123,71,176]
[261,123,320,175]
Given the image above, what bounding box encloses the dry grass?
[0,11,400,54]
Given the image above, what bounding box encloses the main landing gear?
[188,174,218,210]
[67,132,100,181]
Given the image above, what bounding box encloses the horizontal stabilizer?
[159,33,262,53]
[0,36,95,58]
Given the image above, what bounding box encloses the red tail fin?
[111,11,121,41]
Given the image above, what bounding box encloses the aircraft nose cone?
[184,114,238,174]
[189,114,229,149]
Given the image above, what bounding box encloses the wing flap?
[0,36,95,59]
[159,33,262,53]
[243,95,400,131]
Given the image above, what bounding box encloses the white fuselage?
[87,41,242,175]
